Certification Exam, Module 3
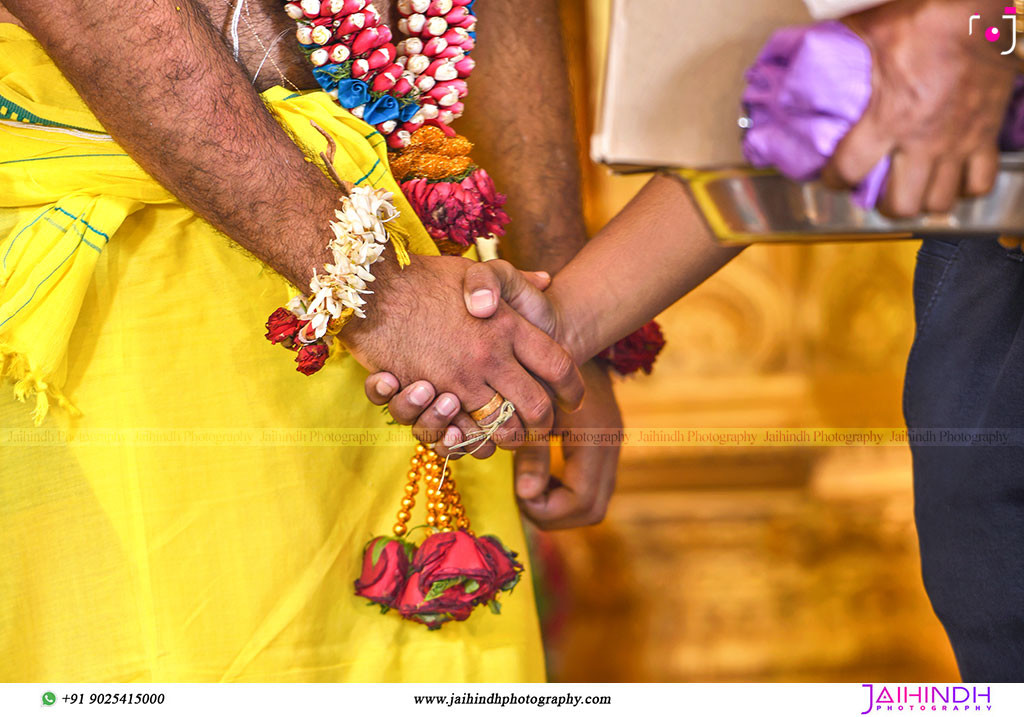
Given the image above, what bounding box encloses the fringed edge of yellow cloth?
[0,344,79,425]
[388,223,412,268]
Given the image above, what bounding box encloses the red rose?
[476,535,523,597]
[414,530,493,589]
[396,573,474,629]
[265,308,301,346]
[295,343,329,375]
[397,530,507,628]
[597,320,666,376]
[354,536,413,609]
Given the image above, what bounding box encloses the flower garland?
[285,0,476,149]
[597,320,666,376]
[284,0,511,258]
[393,126,509,255]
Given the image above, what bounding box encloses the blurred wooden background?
[530,0,961,682]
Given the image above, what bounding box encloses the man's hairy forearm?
[5,0,377,290]
[460,0,587,273]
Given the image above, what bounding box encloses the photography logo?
[860,684,993,713]
[969,6,1019,54]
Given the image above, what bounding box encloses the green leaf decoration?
[488,600,502,615]
[316,60,353,82]
[369,537,391,568]
[379,605,390,615]
[463,579,480,594]
[502,572,522,594]
[424,577,463,601]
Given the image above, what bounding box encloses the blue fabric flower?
[335,79,371,109]
[363,95,401,125]
[312,64,345,92]
[398,102,420,123]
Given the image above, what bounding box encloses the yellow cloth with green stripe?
[0,23,543,682]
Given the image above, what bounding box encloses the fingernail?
[470,289,495,313]
[443,426,461,447]
[409,384,432,406]
[533,271,550,280]
[375,377,396,397]
[436,395,458,415]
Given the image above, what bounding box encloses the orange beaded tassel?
[394,443,472,537]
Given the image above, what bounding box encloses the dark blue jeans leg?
[903,236,1024,681]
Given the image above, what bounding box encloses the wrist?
[337,243,405,349]
[547,279,594,365]
[501,229,588,275]
[254,184,344,291]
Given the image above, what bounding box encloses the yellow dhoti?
[0,24,543,682]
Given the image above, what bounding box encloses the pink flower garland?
[401,168,509,247]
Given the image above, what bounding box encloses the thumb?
[464,260,555,334]
[522,270,551,291]
[821,103,895,190]
[514,443,551,501]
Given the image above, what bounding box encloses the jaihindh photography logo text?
[861,685,993,713]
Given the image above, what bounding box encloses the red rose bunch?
[401,168,509,248]
[295,343,329,376]
[265,308,302,347]
[264,309,331,375]
[597,319,666,376]
[354,529,522,630]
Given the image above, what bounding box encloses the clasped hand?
[343,254,583,450]
[353,257,621,530]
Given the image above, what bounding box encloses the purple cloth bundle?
[999,77,1024,151]
[742,21,1024,208]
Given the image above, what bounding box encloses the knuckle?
[390,409,417,426]
[493,424,520,446]
[926,197,954,214]
[520,395,553,427]
[473,442,496,459]
[466,261,490,282]
[968,175,996,197]
[550,350,575,383]
[588,501,609,525]
[577,491,599,516]
[470,343,499,369]
[424,408,446,427]
[835,161,860,187]
[577,500,607,527]
[883,195,918,219]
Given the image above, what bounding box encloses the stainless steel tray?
[679,154,1024,244]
